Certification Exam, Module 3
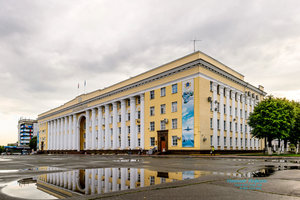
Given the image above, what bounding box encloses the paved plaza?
[1,155,300,200]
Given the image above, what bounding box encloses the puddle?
[0,158,12,161]
[252,165,300,177]
[1,167,209,199]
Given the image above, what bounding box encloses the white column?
[97,107,103,149]
[242,95,245,149]
[237,93,241,150]
[112,168,117,192]
[130,168,136,189]
[219,85,224,150]
[68,171,72,190]
[68,116,72,150]
[91,108,96,150]
[85,169,89,194]
[121,168,126,190]
[251,98,255,149]
[104,168,110,193]
[105,105,110,149]
[64,117,67,150]
[61,118,64,150]
[246,97,250,149]
[113,102,118,149]
[48,122,51,150]
[212,82,218,149]
[53,120,57,150]
[140,94,145,149]
[57,119,61,150]
[232,91,236,149]
[121,100,126,149]
[130,97,136,149]
[72,115,77,151]
[140,169,144,187]
[97,168,103,194]
[91,169,95,195]
[225,88,230,149]
[86,110,90,150]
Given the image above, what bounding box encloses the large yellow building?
[38,51,266,153]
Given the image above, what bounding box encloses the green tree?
[248,96,295,154]
[0,146,4,154]
[29,136,37,151]
[288,102,300,153]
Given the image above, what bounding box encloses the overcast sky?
[0,0,299,145]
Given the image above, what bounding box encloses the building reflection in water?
[37,167,207,198]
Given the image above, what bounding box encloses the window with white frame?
[160,104,166,114]
[210,135,213,146]
[150,90,155,99]
[128,138,130,147]
[161,87,166,97]
[150,122,155,131]
[160,120,166,130]
[150,106,155,116]
[172,101,177,112]
[172,136,178,146]
[150,137,155,146]
[127,126,130,133]
[172,118,177,129]
[138,138,140,146]
[150,176,155,185]
[137,111,141,119]
[138,125,141,133]
[172,84,178,94]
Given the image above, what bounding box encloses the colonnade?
[42,168,144,195]
[211,82,259,150]
[47,94,145,151]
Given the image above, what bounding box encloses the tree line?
[248,96,300,154]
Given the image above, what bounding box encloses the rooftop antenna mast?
[191,39,201,52]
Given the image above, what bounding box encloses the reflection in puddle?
[252,165,300,177]
[0,170,19,173]
[1,167,209,199]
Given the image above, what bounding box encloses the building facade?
[18,118,38,146]
[38,51,266,153]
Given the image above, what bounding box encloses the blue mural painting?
[182,79,194,147]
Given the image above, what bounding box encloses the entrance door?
[157,130,168,152]
[79,116,86,150]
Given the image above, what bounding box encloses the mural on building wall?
[182,79,194,147]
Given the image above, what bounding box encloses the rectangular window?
[127,100,130,107]
[172,84,178,94]
[150,137,155,146]
[118,115,121,122]
[172,101,177,112]
[210,135,213,146]
[150,122,155,131]
[235,138,237,146]
[110,128,113,135]
[230,106,232,115]
[217,119,220,130]
[137,111,141,119]
[161,87,166,97]
[150,90,155,99]
[210,118,213,129]
[230,137,232,146]
[137,97,141,104]
[224,137,226,146]
[224,104,226,114]
[230,122,232,132]
[172,136,178,146]
[127,126,130,133]
[240,124,243,132]
[210,81,213,91]
[138,125,141,133]
[224,120,226,131]
[160,104,166,114]
[210,102,213,111]
[217,136,220,146]
[160,120,166,130]
[172,119,177,129]
[150,106,155,116]
[128,138,130,147]
[119,127,121,134]
[127,113,130,121]
[138,138,141,146]
[240,109,242,118]
[150,176,155,185]
[245,138,247,146]
[245,125,247,133]
[241,138,243,146]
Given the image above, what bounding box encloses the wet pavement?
[0,155,300,199]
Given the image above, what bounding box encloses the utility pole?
[191,39,201,52]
